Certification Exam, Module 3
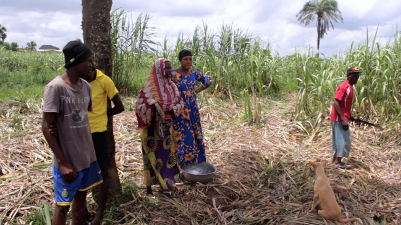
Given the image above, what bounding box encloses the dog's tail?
[338,218,362,223]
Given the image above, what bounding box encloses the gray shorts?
[332,121,351,158]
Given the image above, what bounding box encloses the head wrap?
[135,58,184,138]
[178,49,192,61]
[63,41,93,69]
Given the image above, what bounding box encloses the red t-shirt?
[331,80,353,122]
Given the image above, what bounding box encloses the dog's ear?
[321,160,327,167]
[309,161,317,167]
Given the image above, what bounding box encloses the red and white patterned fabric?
[135,58,183,130]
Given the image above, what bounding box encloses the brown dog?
[309,160,361,223]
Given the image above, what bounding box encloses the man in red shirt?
[330,67,361,169]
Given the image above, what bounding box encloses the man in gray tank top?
[42,41,103,225]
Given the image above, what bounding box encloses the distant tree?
[0,24,6,41]
[75,38,83,42]
[296,0,343,53]
[26,40,37,51]
[10,42,18,51]
[1,42,10,50]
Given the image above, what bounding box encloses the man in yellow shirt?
[87,68,124,225]
[50,67,124,224]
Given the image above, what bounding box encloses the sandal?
[162,190,172,197]
[339,164,352,169]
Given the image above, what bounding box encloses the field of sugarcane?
[0,9,400,224]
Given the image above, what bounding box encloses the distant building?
[38,45,60,52]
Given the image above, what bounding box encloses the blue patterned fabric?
[171,69,211,166]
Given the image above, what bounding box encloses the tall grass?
[109,13,283,124]
[111,9,157,94]
[1,11,400,127]
[163,23,277,98]
[0,48,63,107]
[159,23,305,123]
[294,30,401,126]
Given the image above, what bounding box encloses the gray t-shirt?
[43,75,96,172]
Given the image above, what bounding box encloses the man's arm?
[42,112,77,182]
[107,94,124,117]
[333,99,349,130]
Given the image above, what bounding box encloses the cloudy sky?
[0,0,400,56]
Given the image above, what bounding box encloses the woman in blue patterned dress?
[171,50,212,166]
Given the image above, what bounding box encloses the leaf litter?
[0,95,400,224]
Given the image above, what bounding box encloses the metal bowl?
[181,163,217,183]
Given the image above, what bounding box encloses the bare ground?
[0,95,400,224]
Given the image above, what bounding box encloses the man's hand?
[49,124,58,137]
[43,112,75,183]
[59,162,77,183]
[341,120,349,131]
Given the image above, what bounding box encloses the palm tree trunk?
[82,0,122,197]
[317,16,321,54]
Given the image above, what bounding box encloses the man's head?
[346,67,362,86]
[62,41,94,80]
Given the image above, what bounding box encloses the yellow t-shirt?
[88,69,119,133]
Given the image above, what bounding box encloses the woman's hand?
[195,86,204,95]
[206,77,213,88]
[195,77,212,94]
[164,109,174,116]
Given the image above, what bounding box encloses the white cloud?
[0,5,82,49]
[0,0,399,56]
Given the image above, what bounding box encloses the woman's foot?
[162,190,173,198]
[146,186,153,196]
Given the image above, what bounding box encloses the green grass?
[293,30,401,126]
[0,15,400,129]
[0,86,45,100]
[127,67,152,95]
[0,49,60,106]
[25,202,53,225]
